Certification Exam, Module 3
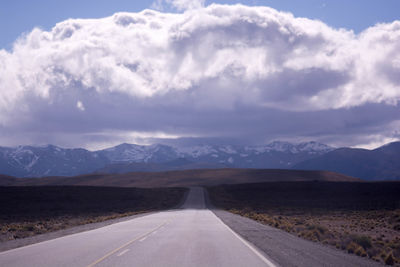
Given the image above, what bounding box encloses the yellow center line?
[86,222,167,267]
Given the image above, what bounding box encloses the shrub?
[294,219,304,225]
[347,242,359,254]
[385,252,395,265]
[307,224,327,234]
[352,235,372,249]
[355,246,367,257]
[23,225,35,231]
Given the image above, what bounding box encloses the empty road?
[0,187,379,267]
[0,188,274,267]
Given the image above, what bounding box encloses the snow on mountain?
[0,145,109,177]
[296,141,334,153]
[0,141,335,177]
[244,141,334,154]
[265,141,296,153]
[175,145,218,158]
[99,143,180,163]
[101,143,153,162]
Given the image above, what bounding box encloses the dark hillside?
[1,168,359,188]
[0,186,186,242]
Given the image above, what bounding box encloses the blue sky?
[1,0,399,50]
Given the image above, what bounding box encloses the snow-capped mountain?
[98,143,181,163]
[173,142,334,169]
[0,145,109,177]
[0,141,335,177]
[294,141,400,180]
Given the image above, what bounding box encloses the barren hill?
[0,168,359,188]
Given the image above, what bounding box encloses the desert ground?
[208,181,400,265]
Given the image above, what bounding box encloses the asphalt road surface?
[0,187,274,267]
[0,187,379,267]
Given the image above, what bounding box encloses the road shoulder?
[205,189,382,267]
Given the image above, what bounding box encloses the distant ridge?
[0,168,359,188]
[0,174,18,186]
[293,142,400,180]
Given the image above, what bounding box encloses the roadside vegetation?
[208,181,400,266]
[0,186,186,242]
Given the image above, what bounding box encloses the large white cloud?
[0,4,399,148]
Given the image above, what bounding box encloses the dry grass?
[0,186,186,242]
[208,181,400,266]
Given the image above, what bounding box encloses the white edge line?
[139,236,147,242]
[0,211,160,256]
[212,212,278,267]
[117,249,129,257]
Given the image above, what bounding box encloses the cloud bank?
[0,4,399,149]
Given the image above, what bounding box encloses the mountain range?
[0,140,399,180]
[0,141,333,178]
[294,142,400,180]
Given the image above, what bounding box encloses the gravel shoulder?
[205,189,382,267]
